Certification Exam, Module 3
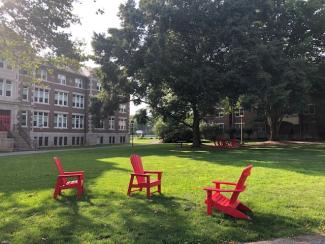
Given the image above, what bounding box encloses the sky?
[71,0,145,115]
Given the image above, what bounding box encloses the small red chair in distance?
[127,154,163,198]
[203,165,253,220]
[53,157,84,199]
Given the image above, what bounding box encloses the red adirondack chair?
[217,139,228,149]
[203,165,253,220]
[127,154,163,198]
[53,157,84,199]
[230,138,239,148]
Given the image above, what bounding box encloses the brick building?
[205,103,325,140]
[0,60,130,151]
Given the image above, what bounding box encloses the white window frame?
[234,122,245,129]
[118,118,127,131]
[33,111,49,128]
[216,108,224,118]
[108,117,115,130]
[58,74,66,85]
[54,90,69,107]
[22,86,29,101]
[94,119,104,129]
[36,69,47,81]
[216,123,224,130]
[34,87,49,104]
[304,104,316,115]
[235,108,244,117]
[5,80,12,97]
[54,113,68,129]
[72,114,84,129]
[119,104,127,113]
[75,78,83,88]
[73,93,85,108]
[21,111,28,127]
[0,78,4,96]
[96,82,102,91]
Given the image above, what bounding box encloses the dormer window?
[36,69,47,81]
[75,78,83,88]
[96,82,102,91]
[58,74,66,85]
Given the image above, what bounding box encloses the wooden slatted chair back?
[130,154,146,184]
[53,157,67,184]
[229,165,253,204]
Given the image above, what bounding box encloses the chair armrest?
[64,171,84,175]
[203,187,243,192]
[58,174,82,178]
[131,173,150,177]
[143,171,163,174]
[212,181,236,186]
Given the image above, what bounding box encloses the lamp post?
[130,120,134,147]
[240,115,243,144]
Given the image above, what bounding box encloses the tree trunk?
[267,116,281,141]
[192,107,201,148]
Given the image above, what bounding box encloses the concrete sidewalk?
[0,144,133,157]
[246,234,325,244]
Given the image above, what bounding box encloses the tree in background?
[133,109,149,136]
[220,0,324,140]
[0,0,84,71]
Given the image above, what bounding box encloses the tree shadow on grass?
[133,143,325,176]
[1,189,322,243]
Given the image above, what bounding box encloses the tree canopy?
[0,0,84,70]
[92,0,325,145]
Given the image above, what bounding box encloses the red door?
[0,110,11,131]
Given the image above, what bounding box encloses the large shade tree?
[92,0,242,147]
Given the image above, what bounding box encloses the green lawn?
[1,143,325,243]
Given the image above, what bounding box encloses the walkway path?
[246,234,325,244]
[0,144,133,157]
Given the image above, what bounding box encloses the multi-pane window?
[5,80,12,96]
[95,119,104,129]
[72,114,84,129]
[0,79,3,96]
[34,88,49,104]
[33,111,49,128]
[21,111,27,127]
[0,79,13,97]
[118,118,127,130]
[54,91,68,106]
[234,123,245,129]
[22,86,29,101]
[120,136,126,143]
[216,123,224,130]
[108,117,115,129]
[216,108,224,118]
[36,69,47,81]
[304,104,316,115]
[75,78,83,88]
[54,113,68,128]
[119,104,127,113]
[58,74,66,85]
[96,82,102,91]
[235,108,244,117]
[73,94,84,108]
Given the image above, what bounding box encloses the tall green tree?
[221,0,325,140]
[92,0,240,147]
[0,0,84,70]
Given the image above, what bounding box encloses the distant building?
[204,103,325,140]
[0,59,130,151]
